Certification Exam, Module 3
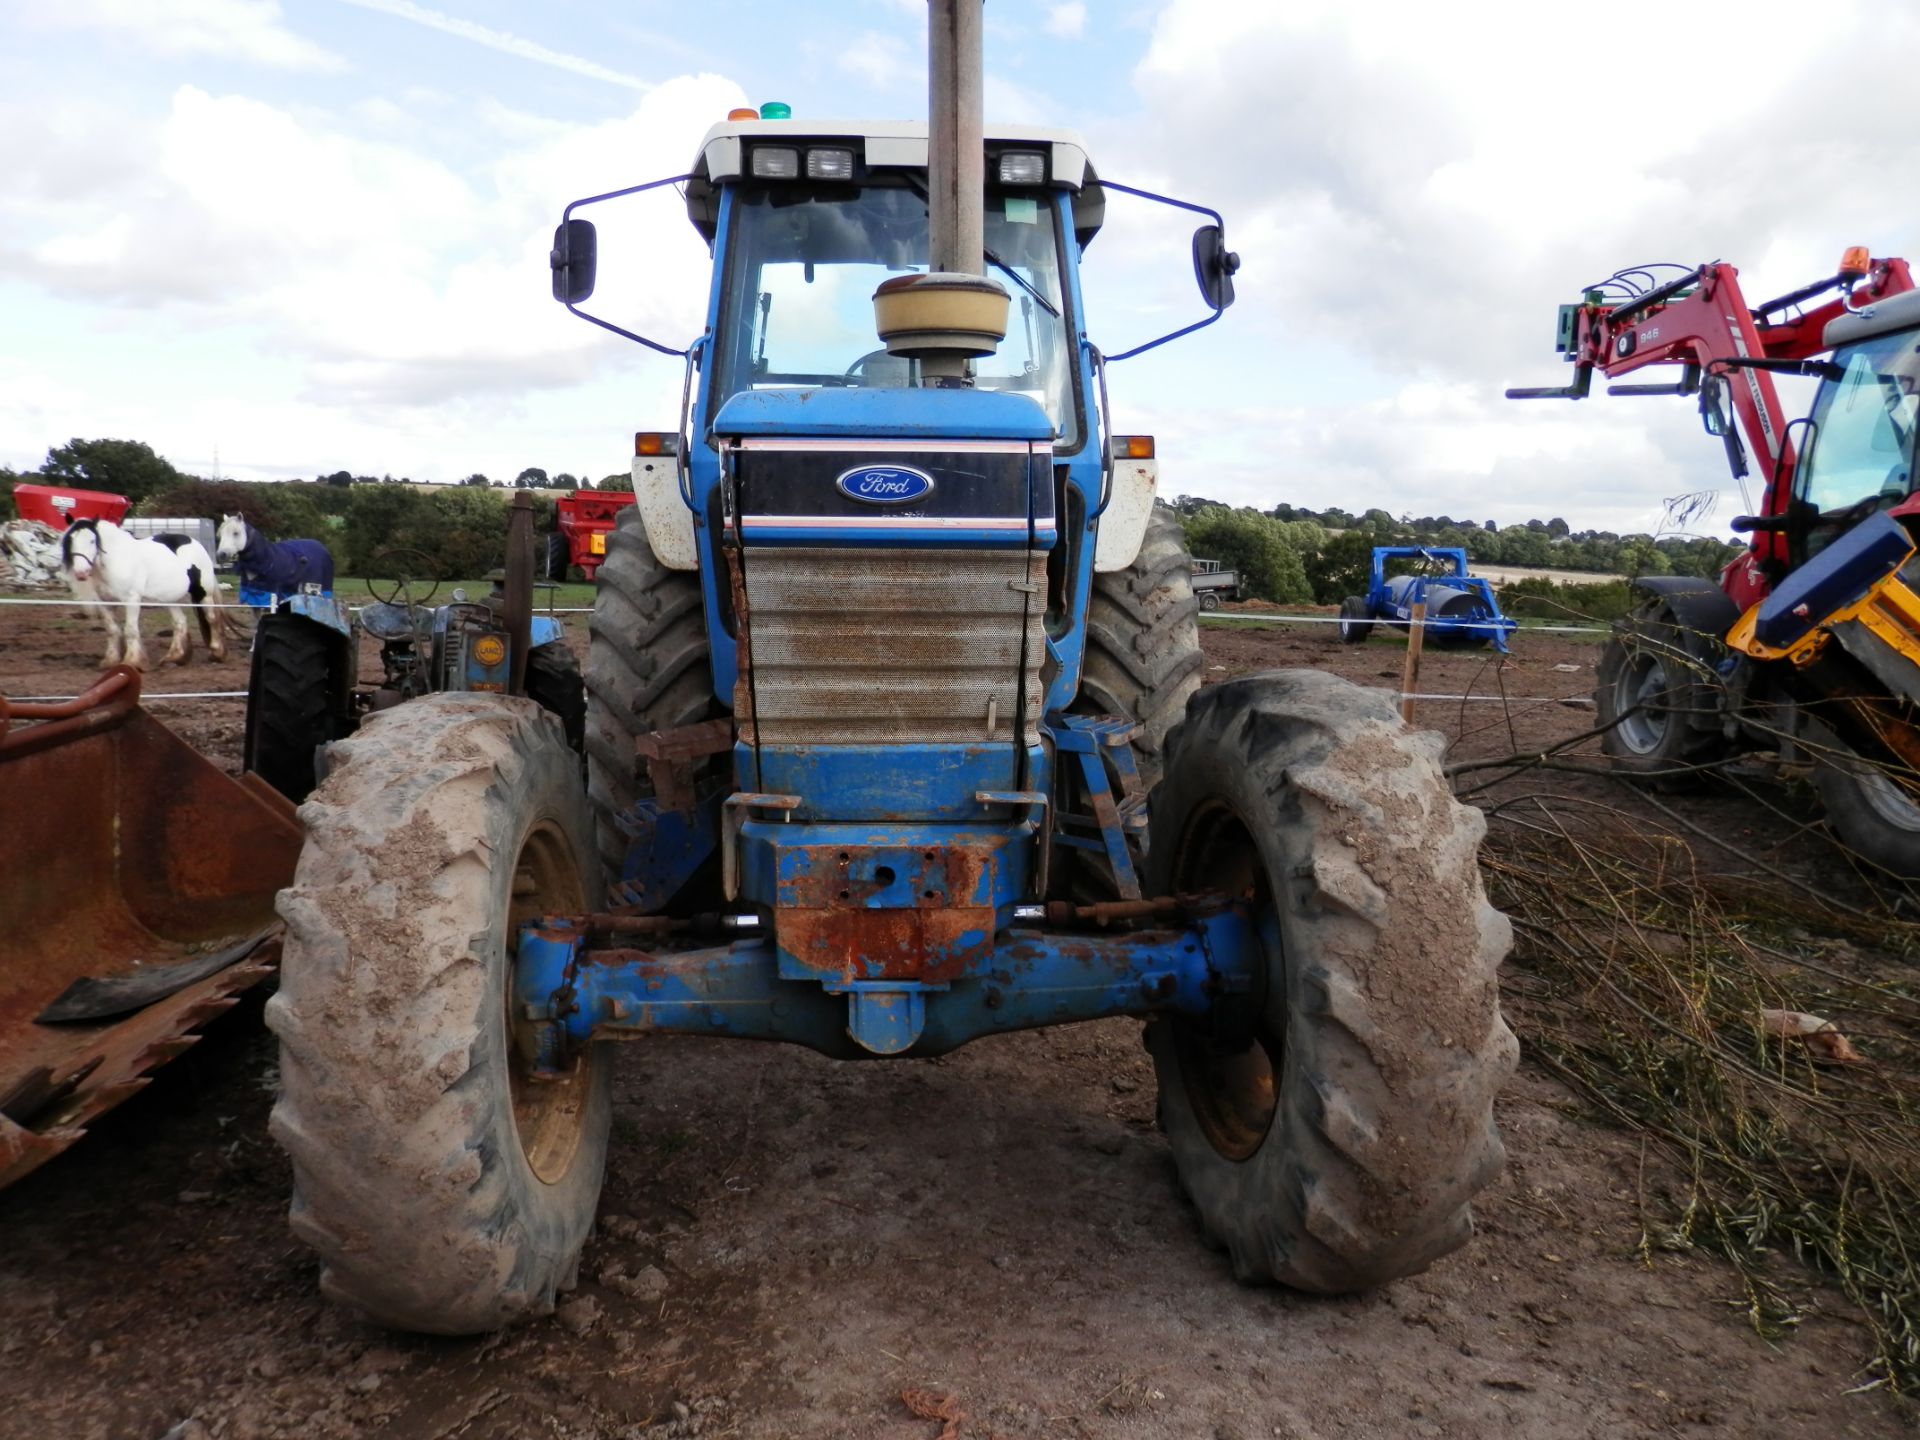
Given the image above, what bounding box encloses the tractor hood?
[710,388,1054,442]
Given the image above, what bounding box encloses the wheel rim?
[1615,650,1673,755]
[1166,798,1281,1162]
[505,820,595,1185]
[1857,766,1920,832]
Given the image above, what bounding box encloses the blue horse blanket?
[234,526,335,596]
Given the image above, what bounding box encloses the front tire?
[525,638,586,755]
[1816,754,1920,879]
[1337,596,1372,644]
[1145,671,1516,1291]
[267,694,609,1334]
[585,508,720,895]
[1078,503,1205,792]
[244,612,346,803]
[1596,600,1729,785]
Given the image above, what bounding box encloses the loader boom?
[1508,255,1914,600]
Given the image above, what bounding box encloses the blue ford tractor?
[265,6,1514,1335]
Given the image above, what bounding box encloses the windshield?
[712,182,1080,447]
[1799,326,1920,519]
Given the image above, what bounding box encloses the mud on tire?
[1145,670,1517,1292]
[267,693,610,1334]
[585,507,719,894]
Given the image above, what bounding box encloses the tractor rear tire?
[1144,670,1516,1292]
[1596,600,1730,787]
[1337,596,1372,644]
[244,612,344,804]
[585,507,719,893]
[526,638,586,756]
[1815,755,1920,879]
[1077,503,1205,793]
[266,694,608,1335]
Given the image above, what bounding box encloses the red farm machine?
[550,487,634,581]
[1509,250,1920,872]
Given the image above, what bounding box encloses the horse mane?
[59,517,100,567]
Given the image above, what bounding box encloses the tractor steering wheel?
[367,548,442,608]
[843,349,912,387]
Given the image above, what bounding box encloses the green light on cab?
[760,101,792,120]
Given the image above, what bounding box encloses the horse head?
[216,513,250,562]
[60,518,103,581]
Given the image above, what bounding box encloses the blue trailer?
[261,9,1515,1336]
[1338,546,1518,652]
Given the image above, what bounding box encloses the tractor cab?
[1791,289,1920,564]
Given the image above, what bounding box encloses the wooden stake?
[1400,600,1427,724]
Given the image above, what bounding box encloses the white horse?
[59,518,229,669]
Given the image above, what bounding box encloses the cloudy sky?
[1,0,1911,533]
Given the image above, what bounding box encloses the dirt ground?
[1,596,1912,1439]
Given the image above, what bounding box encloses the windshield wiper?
[899,176,1060,319]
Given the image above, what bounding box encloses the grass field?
[322,575,598,610]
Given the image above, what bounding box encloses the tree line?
[0,437,1741,598]
[0,439,649,580]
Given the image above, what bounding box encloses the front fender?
[1628,575,1740,646]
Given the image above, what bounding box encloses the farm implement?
[1337,546,1516,651]
[236,497,582,803]
[1508,250,1920,872]
[0,669,303,1188]
[258,1,1514,1335]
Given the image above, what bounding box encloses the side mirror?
[1192,225,1239,312]
[1699,375,1728,437]
[550,218,598,304]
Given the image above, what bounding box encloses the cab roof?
[684,119,1106,247]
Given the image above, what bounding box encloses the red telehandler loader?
[1508,251,1920,874]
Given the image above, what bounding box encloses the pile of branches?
[1482,803,1920,1392]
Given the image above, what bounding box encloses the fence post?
[1400,601,1427,724]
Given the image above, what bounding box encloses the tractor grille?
[742,546,1045,745]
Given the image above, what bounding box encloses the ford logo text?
[835,464,936,505]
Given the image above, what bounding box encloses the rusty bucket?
[0,668,304,1188]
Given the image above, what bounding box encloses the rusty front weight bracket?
[976,790,1050,897]
[721,792,802,902]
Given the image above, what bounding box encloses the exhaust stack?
[872,0,1009,382]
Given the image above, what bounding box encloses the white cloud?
[1099,0,1920,529]
[335,0,652,91]
[35,0,340,70]
[835,29,916,89]
[1046,4,1087,40]
[0,69,743,459]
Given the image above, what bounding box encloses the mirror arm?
[1102,309,1225,364]
[565,304,693,359]
[1093,179,1233,363]
[556,173,698,358]
[1095,179,1224,229]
